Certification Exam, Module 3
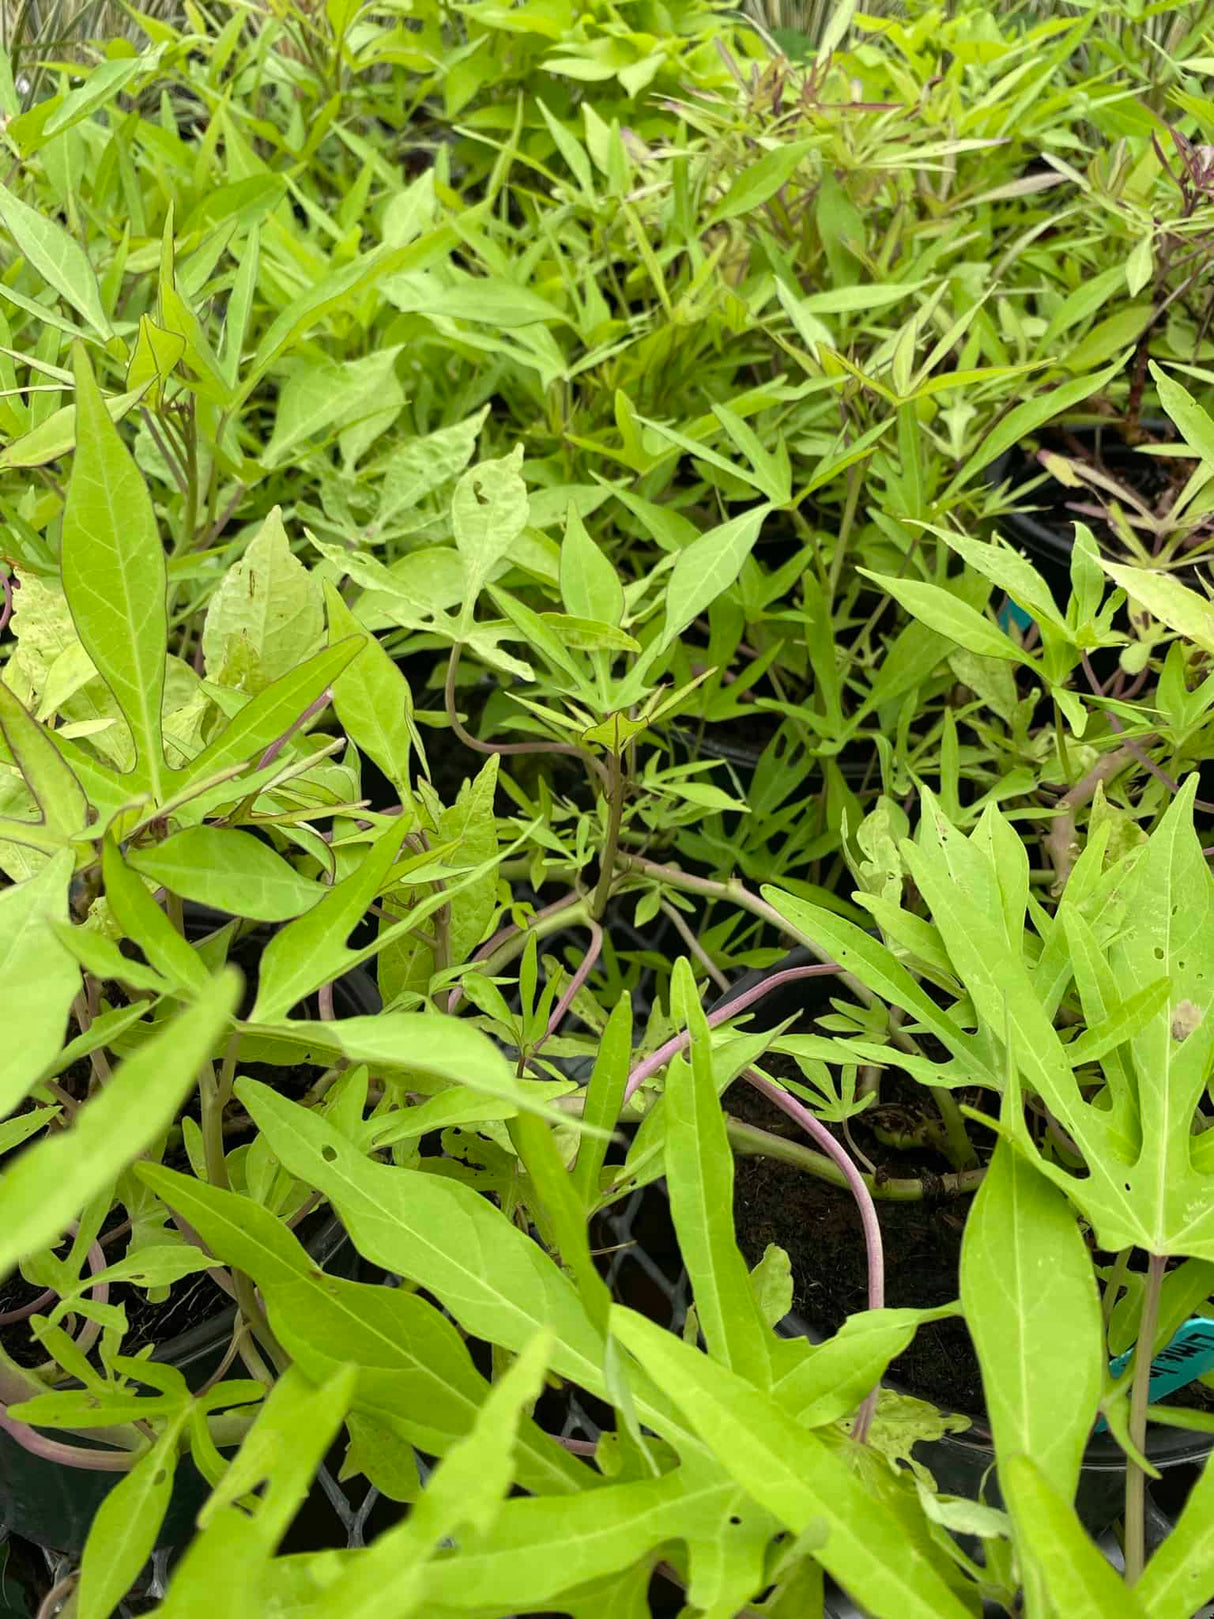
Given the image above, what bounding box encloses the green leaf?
[0,181,113,340]
[125,315,185,409]
[262,348,404,470]
[137,1166,587,1496]
[0,385,147,470]
[707,140,816,225]
[571,994,632,1208]
[610,1306,973,1619]
[417,1469,740,1611]
[560,506,624,627]
[236,1082,692,1441]
[61,343,167,795]
[42,54,150,139]
[371,408,488,534]
[797,282,926,316]
[0,682,88,842]
[324,1013,594,1128]
[453,446,530,618]
[178,640,363,788]
[927,528,1067,631]
[664,506,772,645]
[998,782,1214,1257]
[0,971,238,1279]
[236,232,457,407]
[949,358,1125,495]
[1000,1454,1148,1618]
[102,837,209,994]
[324,581,416,795]
[202,507,325,696]
[959,1142,1103,1504]
[305,1332,555,1619]
[666,958,772,1381]
[749,1245,793,1329]
[1135,1447,1214,1616]
[128,828,323,923]
[1151,361,1214,471]
[156,1368,352,1619]
[511,1112,613,1333]
[857,570,1024,662]
[1101,561,1214,657]
[759,887,995,1081]
[772,1309,939,1429]
[78,1414,188,1619]
[0,851,79,1118]
[250,819,409,1021]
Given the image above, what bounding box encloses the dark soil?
[729,1050,1214,1423]
[730,1054,987,1415]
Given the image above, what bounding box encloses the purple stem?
[0,571,16,634]
[447,892,582,1016]
[255,688,333,772]
[621,964,840,1105]
[0,1226,107,1330]
[0,1404,137,1471]
[0,1230,132,1473]
[532,921,604,1057]
[742,1066,884,1444]
[1080,651,1214,812]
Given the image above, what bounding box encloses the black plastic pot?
[0,1218,357,1554]
[713,950,1213,1535]
[0,911,380,1554]
[985,418,1172,602]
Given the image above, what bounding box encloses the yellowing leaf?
[202,507,325,695]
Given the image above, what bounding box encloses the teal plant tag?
[997,597,1034,635]
[1095,1316,1214,1432]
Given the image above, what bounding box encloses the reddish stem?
[741,1066,884,1443]
[255,688,333,771]
[532,921,604,1057]
[447,892,582,1015]
[621,964,840,1106]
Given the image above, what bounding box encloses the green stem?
[180,402,198,558]
[199,1040,288,1379]
[1126,1251,1166,1584]
[1103,1247,1132,1332]
[590,749,624,922]
[828,460,865,603]
[726,1117,984,1201]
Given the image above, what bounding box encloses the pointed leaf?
[610,1306,972,1619]
[960,1141,1103,1503]
[62,343,167,795]
[0,851,79,1118]
[0,181,113,339]
[127,827,324,923]
[0,971,238,1278]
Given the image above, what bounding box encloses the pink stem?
[621,964,839,1106]
[742,1067,884,1444]
[0,1404,138,1471]
[0,571,15,634]
[0,1226,108,1331]
[553,1435,598,1456]
[532,921,604,1057]
[447,892,581,1015]
[255,688,333,771]
[0,1228,133,1473]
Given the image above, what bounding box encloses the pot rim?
[983,416,1173,566]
